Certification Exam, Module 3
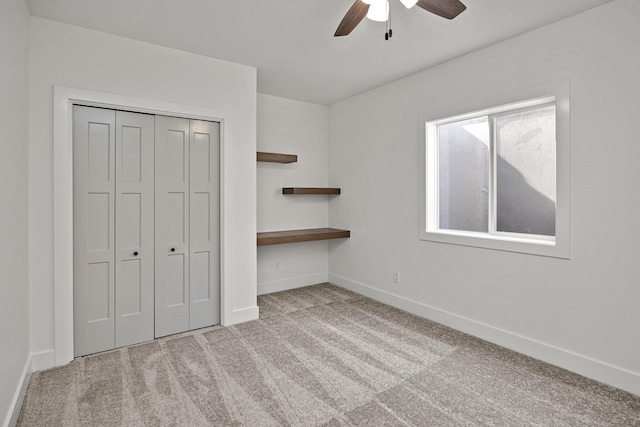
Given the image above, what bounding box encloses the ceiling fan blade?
[416,0,466,20]
[334,0,370,37]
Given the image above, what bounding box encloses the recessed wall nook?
[256,151,350,246]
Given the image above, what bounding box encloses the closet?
[73,105,220,357]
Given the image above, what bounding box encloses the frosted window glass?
[495,106,556,236]
[438,117,489,232]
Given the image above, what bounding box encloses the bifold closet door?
[155,117,220,337]
[114,110,155,348]
[189,120,220,330]
[73,106,154,357]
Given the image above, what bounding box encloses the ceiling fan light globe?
[366,0,389,22]
[400,0,418,8]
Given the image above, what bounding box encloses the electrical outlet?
[393,271,400,284]
[276,262,281,270]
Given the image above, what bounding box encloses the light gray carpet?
[18,283,640,426]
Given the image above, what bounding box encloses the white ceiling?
[27,0,615,105]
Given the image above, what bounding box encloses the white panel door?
[74,106,155,356]
[73,105,116,357]
[155,115,191,337]
[114,110,155,347]
[189,120,220,329]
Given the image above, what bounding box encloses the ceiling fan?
[334,0,466,37]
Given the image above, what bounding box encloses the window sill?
[420,229,570,259]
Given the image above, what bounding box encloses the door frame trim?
[53,85,227,366]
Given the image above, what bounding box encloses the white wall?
[328,0,640,395]
[257,94,331,294]
[0,0,31,424]
[28,17,258,364]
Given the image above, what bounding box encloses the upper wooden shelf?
[257,228,350,246]
[257,152,297,164]
[282,187,341,195]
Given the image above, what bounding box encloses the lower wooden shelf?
[257,228,350,246]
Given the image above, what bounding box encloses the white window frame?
[420,82,571,258]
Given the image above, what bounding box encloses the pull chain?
[385,2,392,40]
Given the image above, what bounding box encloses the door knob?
[133,251,139,256]
[170,248,175,252]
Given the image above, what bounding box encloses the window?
[421,86,570,258]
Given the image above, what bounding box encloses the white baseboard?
[258,273,329,295]
[224,305,260,326]
[329,273,640,397]
[30,350,55,373]
[3,356,32,427]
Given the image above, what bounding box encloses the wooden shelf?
[282,187,340,195]
[257,228,350,246]
[257,152,297,163]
